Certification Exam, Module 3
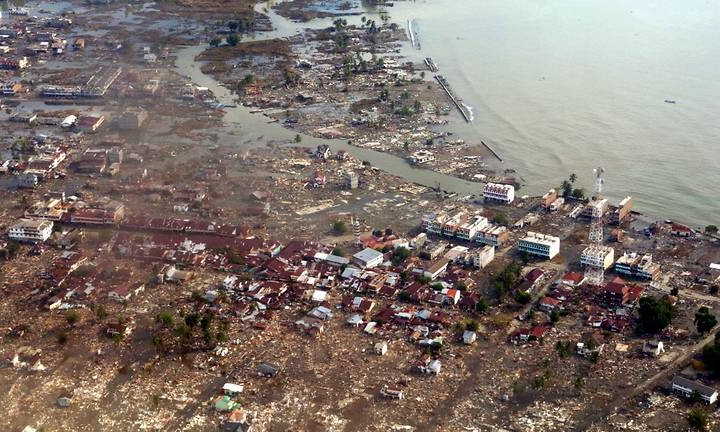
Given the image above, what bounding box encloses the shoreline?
[180,1,710,230]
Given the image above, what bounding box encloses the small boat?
[664,99,676,104]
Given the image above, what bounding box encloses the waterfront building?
[541,189,557,208]
[483,183,515,204]
[609,196,632,225]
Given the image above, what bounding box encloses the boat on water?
[664,99,676,104]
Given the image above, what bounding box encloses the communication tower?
[585,167,606,286]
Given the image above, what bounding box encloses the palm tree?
[569,173,577,184]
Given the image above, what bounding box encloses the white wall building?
[518,232,560,259]
[472,245,495,269]
[483,183,515,204]
[8,218,54,242]
[352,248,384,269]
[581,245,615,270]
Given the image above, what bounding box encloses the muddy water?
[174,45,482,197]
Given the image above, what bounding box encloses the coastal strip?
[434,74,472,123]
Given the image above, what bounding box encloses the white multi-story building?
[421,212,488,242]
[615,252,660,280]
[8,218,54,243]
[475,225,509,247]
[581,245,615,270]
[518,232,560,259]
[471,245,495,269]
[483,183,515,204]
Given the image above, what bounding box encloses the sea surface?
[381,0,720,227]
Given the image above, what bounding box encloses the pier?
[434,75,472,123]
[481,140,503,162]
[424,57,438,72]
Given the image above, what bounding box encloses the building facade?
[483,183,515,204]
[581,245,615,270]
[518,232,560,259]
[8,218,54,242]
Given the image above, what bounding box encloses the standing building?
[352,248,384,269]
[518,232,560,259]
[8,218,54,243]
[671,376,718,404]
[471,245,495,269]
[609,196,632,225]
[580,199,609,220]
[581,245,615,270]
[614,252,660,280]
[541,189,558,208]
[483,183,515,204]
[475,225,509,247]
[344,171,359,189]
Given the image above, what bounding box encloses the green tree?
[155,311,174,327]
[57,331,68,345]
[695,307,717,334]
[560,180,572,198]
[569,173,577,184]
[515,291,531,304]
[294,134,302,143]
[174,324,191,339]
[705,225,718,235]
[226,34,240,46]
[459,320,476,332]
[332,221,347,235]
[637,297,676,334]
[65,310,80,327]
[391,247,411,265]
[209,37,221,47]
[555,340,573,358]
[492,213,508,226]
[571,188,585,199]
[687,408,708,430]
[184,313,200,328]
[475,298,488,313]
[550,310,560,323]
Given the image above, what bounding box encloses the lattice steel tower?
[585,167,606,286]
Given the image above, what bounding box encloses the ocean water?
[381,0,720,226]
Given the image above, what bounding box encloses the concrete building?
[421,212,488,242]
[580,198,609,220]
[483,183,515,204]
[615,252,660,280]
[352,248,384,269]
[8,218,54,243]
[581,245,615,270]
[408,150,434,165]
[541,189,557,208]
[117,109,148,130]
[671,375,718,404]
[518,232,560,259]
[609,196,632,225]
[344,171,359,189]
[471,245,495,269]
[475,225,509,247]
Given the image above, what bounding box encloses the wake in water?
[461,102,474,122]
[407,19,420,49]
